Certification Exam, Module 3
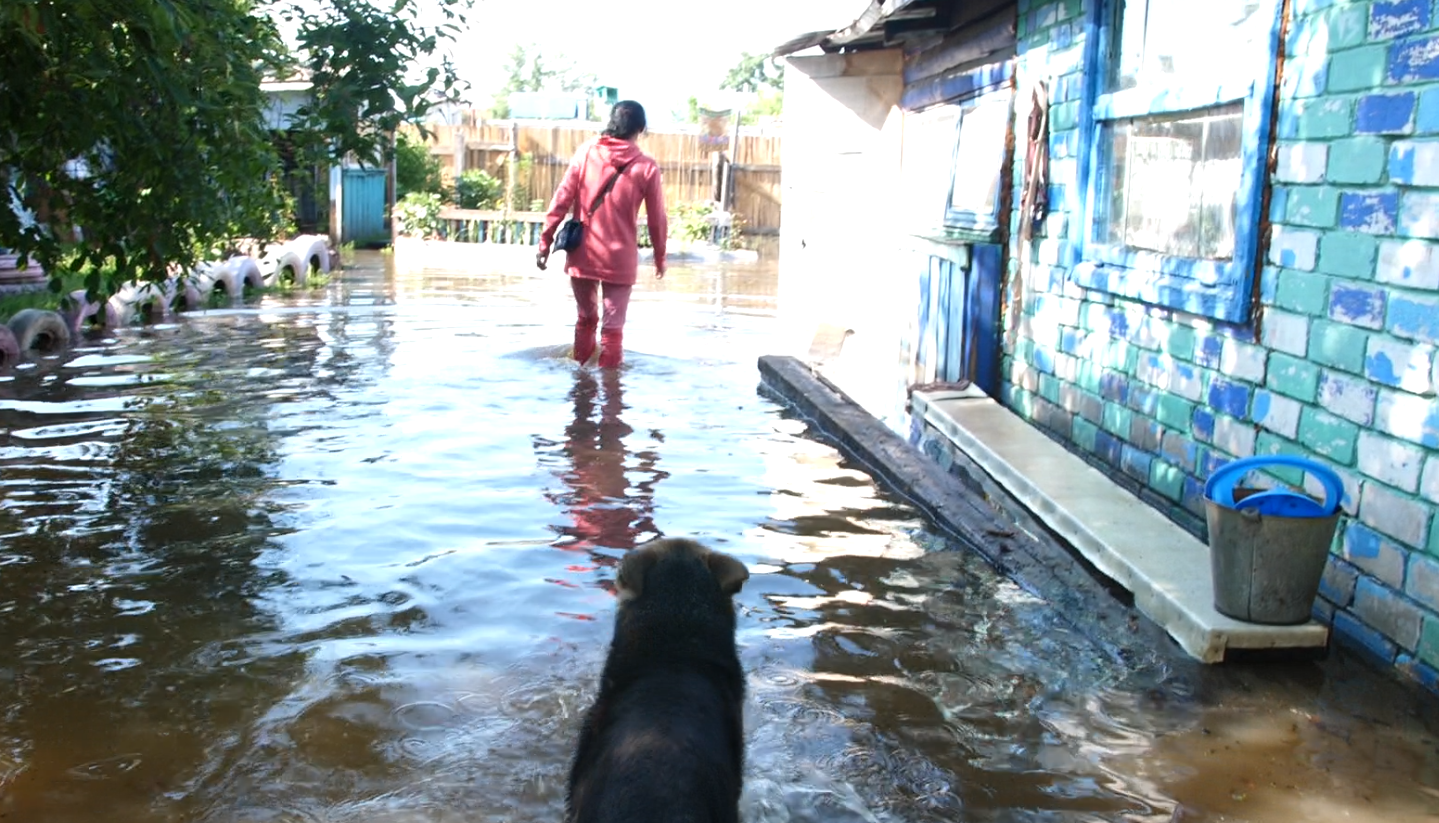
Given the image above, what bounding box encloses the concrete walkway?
[911,390,1329,663]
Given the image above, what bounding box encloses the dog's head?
[616,537,749,605]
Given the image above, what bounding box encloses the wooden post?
[505,121,519,214]
[454,126,466,179]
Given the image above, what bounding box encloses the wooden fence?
[404,120,783,235]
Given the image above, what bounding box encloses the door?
[341,167,388,246]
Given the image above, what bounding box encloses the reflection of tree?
[541,370,667,567]
[0,305,398,820]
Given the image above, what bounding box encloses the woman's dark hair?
[603,100,647,140]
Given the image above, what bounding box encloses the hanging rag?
[1007,80,1051,351]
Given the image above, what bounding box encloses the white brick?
[1223,339,1268,383]
[1303,463,1360,516]
[1268,226,1320,271]
[1400,191,1439,240]
[1319,371,1378,425]
[1276,143,1329,184]
[1359,482,1431,546]
[1257,391,1303,438]
[1213,416,1257,458]
[1377,238,1439,290]
[1357,431,1426,493]
[1262,310,1310,356]
[1393,140,1439,186]
[1366,336,1436,395]
[1420,456,1439,504]
[1375,389,1439,446]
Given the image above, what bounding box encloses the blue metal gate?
[341,168,388,246]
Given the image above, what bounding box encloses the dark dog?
[567,537,750,823]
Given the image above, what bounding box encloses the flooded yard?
[0,250,1436,823]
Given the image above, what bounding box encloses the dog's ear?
[616,547,658,602]
[706,550,749,596]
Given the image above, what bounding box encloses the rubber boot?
[598,328,624,369]
[573,318,598,364]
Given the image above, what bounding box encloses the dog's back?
[567,538,749,823]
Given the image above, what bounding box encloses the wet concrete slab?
[757,354,1330,664]
[757,355,1186,670]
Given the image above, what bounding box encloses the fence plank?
[408,120,784,235]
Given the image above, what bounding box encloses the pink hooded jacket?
[540,136,668,285]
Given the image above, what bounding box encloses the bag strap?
[581,159,636,222]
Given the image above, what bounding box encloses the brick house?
[776,0,1439,692]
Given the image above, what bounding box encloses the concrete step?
[912,390,1330,663]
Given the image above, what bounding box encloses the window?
[1073,0,1284,323]
[945,88,1013,236]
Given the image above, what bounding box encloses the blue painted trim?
[971,242,1004,394]
[1069,0,1284,323]
[901,59,1014,113]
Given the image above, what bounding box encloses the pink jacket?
[540,136,667,285]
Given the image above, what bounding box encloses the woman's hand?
[654,263,666,280]
[536,250,549,271]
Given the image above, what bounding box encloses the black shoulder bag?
[554,158,636,253]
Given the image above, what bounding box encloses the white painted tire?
[289,235,330,276]
[0,325,21,367]
[267,250,306,287]
[64,289,103,333]
[106,294,136,327]
[226,256,265,291]
[8,308,71,353]
[126,280,176,321]
[195,262,240,303]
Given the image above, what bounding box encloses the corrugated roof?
[773,0,956,56]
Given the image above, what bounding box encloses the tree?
[489,43,598,119]
[0,0,472,296]
[720,52,785,94]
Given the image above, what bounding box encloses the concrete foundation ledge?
[757,355,1187,672]
[909,391,1330,663]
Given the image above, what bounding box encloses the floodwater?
[0,249,1436,823]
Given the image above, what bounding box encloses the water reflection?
[543,369,664,558]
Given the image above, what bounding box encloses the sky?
[429,0,859,122]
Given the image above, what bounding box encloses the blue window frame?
[1071,0,1285,323]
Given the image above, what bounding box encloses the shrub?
[455,169,503,210]
[394,192,442,239]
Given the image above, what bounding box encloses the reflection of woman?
[545,370,666,557]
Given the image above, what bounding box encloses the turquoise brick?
[1285,185,1341,227]
[1316,231,1378,277]
[1076,359,1102,393]
[1038,372,1062,404]
[1156,394,1195,432]
[1421,616,1439,670]
[1255,431,1312,485]
[1275,269,1331,314]
[1103,339,1135,371]
[1298,407,1360,463]
[1328,45,1392,93]
[1102,402,1134,437]
[1268,352,1322,401]
[1290,4,1370,55]
[1165,324,1197,361]
[1073,416,1100,452]
[1150,460,1186,502]
[1284,97,1355,139]
[1326,136,1389,184]
[1309,320,1370,373]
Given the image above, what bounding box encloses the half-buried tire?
[0,326,19,368]
[8,308,71,354]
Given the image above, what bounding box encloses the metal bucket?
[1203,456,1342,625]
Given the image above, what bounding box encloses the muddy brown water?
[0,250,1436,823]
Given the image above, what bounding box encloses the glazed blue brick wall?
[1005,0,1439,693]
